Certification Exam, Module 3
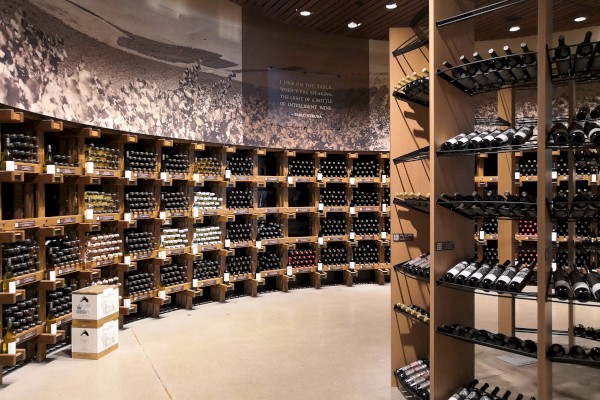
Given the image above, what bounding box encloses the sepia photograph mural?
[0,0,389,151]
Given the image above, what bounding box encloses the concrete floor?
[1,284,399,400]
[2,284,599,400]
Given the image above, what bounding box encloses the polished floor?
[1,284,397,400]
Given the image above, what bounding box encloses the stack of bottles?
[125,192,157,213]
[353,243,379,264]
[227,155,252,176]
[125,151,157,172]
[288,159,314,176]
[257,221,283,240]
[125,231,156,255]
[552,264,600,301]
[225,255,252,275]
[439,126,535,151]
[226,188,253,209]
[394,303,430,324]
[161,153,189,173]
[193,192,222,210]
[85,144,118,169]
[288,249,315,268]
[194,157,220,175]
[2,133,38,163]
[320,216,346,236]
[226,222,252,242]
[351,159,378,177]
[125,270,155,296]
[85,191,119,214]
[2,298,42,334]
[352,190,379,206]
[160,264,187,286]
[547,342,600,361]
[320,159,346,177]
[46,236,82,268]
[193,259,220,281]
[258,253,281,271]
[47,284,77,318]
[320,247,347,265]
[438,324,537,354]
[393,359,430,399]
[192,226,221,245]
[85,233,122,263]
[320,189,347,206]
[161,192,189,212]
[3,239,39,277]
[160,228,189,249]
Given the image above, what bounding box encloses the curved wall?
[0,0,389,151]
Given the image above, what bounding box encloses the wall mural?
[0,0,390,151]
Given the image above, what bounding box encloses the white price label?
[479,229,485,241]
[381,231,387,240]
[225,169,231,179]
[381,174,387,184]
[223,272,230,283]
[192,244,199,255]
[85,161,94,174]
[255,272,262,281]
[317,172,323,181]
[349,261,356,270]
[50,323,57,335]
[350,206,355,215]
[159,251,167,259]
[382,203,387,213]
[552,170,558,180]
[287,266,293,276]
[158,290,166,300]
[193,208,199,218]
[124,255,131,265]
[551,261,557,271]
[5,160,15,172]
[552,231,558,242]
[123,298,131,308]
[160,211,167,221]
[192,279,198,288]
[288,176,293,184]
[317,262,323,272]
[514,171,520,180]
[350,177,355,185]
[124,213,131,222]
[48,270,56,282]
[46,164,56,175]
[85,208,94,221]
[160,172,168,181]
[8,281,16,294]
[193,173,200,183]
[7,342,16,355]
[350,231,355,241]
[224,239,231,249]
[256,240,262,249]
[318,236,324,245]
[593,174,598,183]
[124,170,132,179]
[318,203,324,211]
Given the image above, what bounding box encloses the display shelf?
[393,198,430,214]
[436,141,537,157]
[547,200,600,220]
[393,146,430,164]
[548,354,600,369]
[436,198,536,219]
[392,81,429,108]
[436,328,537,359]
[393,265,430,284]
[435,279,537,301]
[547,40,600,85]
[393,304,429,326]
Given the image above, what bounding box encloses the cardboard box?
[72,285,119,321]
[72,315,118,360]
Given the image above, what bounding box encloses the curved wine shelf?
[435,51,537,96]
[548,355,600,369]
[435,279,537,301]
[436,140,537,157]
[436,328,538,359]
[436,198,537,220]
[547,41,600,85]
[548,200,600,220]
[393,146,430,164]
[393,264,430,284]
[392,81,429,107]
[393,198,430,215]
[393,304,430,326]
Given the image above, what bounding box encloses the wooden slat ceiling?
[230,0,600,41]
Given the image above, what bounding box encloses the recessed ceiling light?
[509,26,520,32]
[348,22,361,29]
[386,2,398,9]
[299,10,311,16]
[574,16,587,22]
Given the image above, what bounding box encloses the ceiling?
[231,0,600,41]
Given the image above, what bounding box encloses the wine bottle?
[568,121,586,144]
[569,265,591,301]
[468,259,495,288]
[478,130,503,148]
[520,43,537,79]
[454,132,479,150]
[481,387,501,400]
[489,48,515,83]
[1,136,13,170]
[554,35,572,75]
[448,380,480,400]
[491,128,516,147]
[481,260,511,290]
[504,45,528,81]
[461,55,489,87]
[568,345,588,359]
[547,343,566,357]
[443,61,478,90]
[465,383,490,400]
[443,259,471,282]
[508,261,536,293]
[573,31,594,73]
[549,123,569,144]
[494,261,521,291]
[455,259,482,285]
[553,264,572,300]
[1,322,16,354]
[585,265,600,300]
[474,52,501,87]
[576,106,591,121]
[589,347,600,361]
[510,126,534,145]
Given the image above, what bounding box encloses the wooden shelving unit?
[0,105,389,382]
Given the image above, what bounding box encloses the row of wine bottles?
[392,69,429,104]
[394,359,430,399]
[449,380,535,400]
[440,127,535,152]
[442,258,535,293]
[395,303,430,324]
[553,264,600,301]
[574,324,600,341]
[548,121,600,146]
[438,192,536,218]
[547,343,600,361]
[552,31,600,76]
[394,253,430,278]
[438,324,537,354]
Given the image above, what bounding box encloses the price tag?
[381,231,387,240]
[349,261,356,270]
[192,244,199,255]
[552,170,558,180]
[50,323,57,335]
[255,272,262,281]
[48,270,56,282]
[160,211,167,220]
[160,172,168,181]
[46,164,56,175]
[124,255,131,265]
[350,231,355,241]
[350,177,355,185]
[514,171,520,181]
[159,250,167,259]
[85,208,94,221]
[85,161,94,174]
[7,341,16,355]
[192,278,198,288]
[552,230,558,242]
[256,240,262,249]
[318,203,324,212]
[5,160,15,172]
[223,272,230,283]
[350,206,355,215]
[593,174,598,183]
[479,229,485,241]
[382,203,387,213]
[552,261,557,271]
[225,169,231,180]
[193,208,199,218]
[158,290,166,300]
[318,236,324,245]
[124,170,132,179]
[381,174,387,184]
[288,176,293,185]
[8,281,16,294]
[193,173,200,183]
[224,238,231,249]
[124,213,131,222]
[123,298,131,308]
[317,172,323,181]
[317,262,323,272]
[286,266,293,276]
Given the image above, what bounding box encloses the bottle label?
[223,272,230,283]
[7,341,16,355]
[46,164,56,175]
[496,275,512,285]
[573,281,589,293]
[287,266,293,276]
[457,266,477,279]
[482,272,498,283]
[511,275,525,284]
[592,282,600,296]
[555,279,571,290]
[470,271,484,281]
[483,134,495,142]
[446,263,466,277]
[495,134,509,143]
